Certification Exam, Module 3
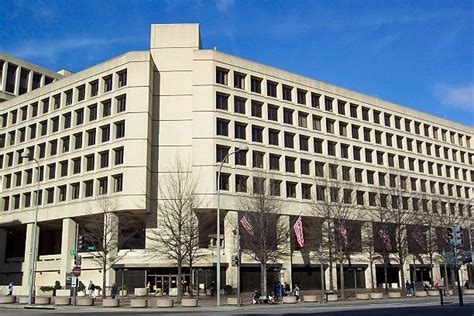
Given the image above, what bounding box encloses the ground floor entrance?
[375,265,400,288]
[409,264,432,288]
[292,266,324,290]
[336,265,367,289]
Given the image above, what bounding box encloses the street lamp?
[20,149,40,305]
[216,144,249,307]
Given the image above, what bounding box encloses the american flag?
[339,221,348,247]
[379,225,392,251]
[240,214,254,236]
[293,216,304,248]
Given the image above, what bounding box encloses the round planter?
[226,297,242,305]
[156,298,174,308]
[134,288,148,297]
[0,296,16,304]
[102,298,119,307]
[130,298,147,308]
[327,294,338,302]
[303,294,319,302]
[416,291,427,297]
[388,292,401,298]
[282,296,297,304]
[427,290,439,297]
[370,292,383,299]
[77,297,94,306]
[34,296,50,305]
[181,298,197,307]
[55,297,71,305]
[119,290,128,297]
[356,293,370,300]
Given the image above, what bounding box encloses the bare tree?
[309,166,359,300]
[80,197,140,298]
[236,175,287,297]
[147,159,202,302]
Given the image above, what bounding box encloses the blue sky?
[0,0,472,126]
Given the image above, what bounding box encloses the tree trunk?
[369,259,374,291]
[400,261,406,296]
[383,260,389,293]
[102,257,107,299]
[429,253,434,282]
[177,262,182,303]
[261,262,267,297]
[339,261,345,299]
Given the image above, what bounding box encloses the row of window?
[0,121,125,170]
[0,69,127,128]
[0,60,55,95]
[216,115,473,167]
[1,174,124,211]
[216,145,471,199]
[1,147,124,190]
[0,95,126,148]
[216,173,469,215]
[216,67,471,148]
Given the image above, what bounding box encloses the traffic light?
[78,235,84,250]
[462,251,472,264]
[74,255,82,266]
[447,227,455,247]
[231,255,239,267]
[454,226,463,248]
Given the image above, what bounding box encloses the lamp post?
[21,149,40,305]
[216,144,249,307]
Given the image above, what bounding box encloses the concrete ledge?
[303,294,319,302]
[327,294,338,302]
[388,292,401,298]
[55,290,71,297]
[416,291,428,297]
[130,298,147,308]
[19,297,29,304]
[35,296,51,305]
[282,296,297,304]
[427,290,439,297]
[356,293,370,300]
[226,297,242,305]
[77,297,94,306]
[181,298,197,307]
[102,298,119,307]
[0,296,16,304]
[447,290,454,296]
[370,292,384,299]
[156,298,174,308]
[134,288,148,297]
[54,297,71,306]
[464,289,474,295]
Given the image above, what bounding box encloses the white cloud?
[215,0,234,13]
[435,84,474,112]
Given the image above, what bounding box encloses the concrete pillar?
[27,69,33,92]
[60,218,77,286]
[280,215,292,287]
[365,264,376,290]
[40,74,45,88]
[224,211,238,288]
[104,212,119,288]
[0,61,7,91]
[22,223,40,293]
[0,228,6,264]
[432,262,442,283]
[14,65,21,96]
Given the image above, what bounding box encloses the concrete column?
[27,69,33,92]
[365,264,376,290]
[432,262,442,283]
[224,211,238,288]
[60,218,77,286]
[0,61,7,91]
[14,65,21,96]
[280,215,292,286]
[22,223,40,293]
[40,74,45,88]
[0,228,7,264]
[104,212,119,287]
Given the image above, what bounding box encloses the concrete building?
[0,24,472,296]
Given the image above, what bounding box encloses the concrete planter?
[119,290,128,297]
[226,297,242,305]
[134,288,148,297]
[0,296,16,304]
[181,298,198,307]
[156,298,174,308]
[77,291,86,297]
[356,293,370,300]
[370,292,383,299]
[388,292,401,298]
[303,294,320,302]
[427,290,439,296]
[35,296,51,305]
[54,297,71,305]
[464,289,474,295]
[77,297,94,306]
[282,296,298,304]
[327,294,338,302]
[416,291,428,297]
[19,297,29,304]
[55,289,71,297]
[130,298,147,308]
[102,298,119,307]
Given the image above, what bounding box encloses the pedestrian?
[294,284,300,301]
[111,283,117,299]
[275,281,282,301]
[465,281,470,289]
[252,289,260,304]
[410,281,416,296]
[7,281,13,296]
[405,281,411,296]
[146,281,151,294]
[88,281,95,297]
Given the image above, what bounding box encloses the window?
[216,145,230,163]
[386,133,393,147]
[234,97,246,114]
[235,175,248,192]
[86,155,95,171]
[268,104,278,121]
[351,125,359,139]
[367,171,374,184]
[301,159,310,175]
[87,129,96,146]
[115,121,125,138]
[350,104,358,118]
[40,120,48,136]
[58,185,67,202]
[311,93,320,108]
[353,146,361,161]
[101,125,110,142]
[286,182,297,198]
[328,141,336,156]
[282,85,292,101]
[341,144,349,159]
[253,151,264,168]
[118,70,127,87]
[50,139,58,155]
[100,151,109,168]
[251,101,263,117]
[314,138,323,154]
[299,135,309,151]
[405,119,411,132]
[60,160,68,177]
[267,81,277,97]
[378,172,386,186]
[284,132,294,148]
[235,149,246,166]
[216,93,228,110]
[98,177,108,195]
[316,186,326,201]
[388,153,395,167]
[337,101,345,115]
[394,116,401,129]
[84,180,94,197]
[339,122,347,137]
[315,162,325,177]
[298,112,308,128]
[253,177,264,194]
[312,115,322,131]
[216,119,229,136]
[74,132,83,149]
[270,180,281,196]
[46,188,54,204]
[325,97,333,111]
[235,122,246,140]
[75,108,84,125]
[326,119,335,134]
[104,75,113,92]
[297,89,306,104]
[71,183,80,200]
[234,72,245,89]
[252,125,263,142]
[102,99,111,117]
[31,102,38,117]
[116,95,126,112]
[356,191,364,206]
[283,108,293,124]
[250,76,262,93]
[269,154,280,170]
[63,113,71,129]
[365,149,373,163]
[90,80,99,97]
[73,158,81,174]
[216,67,228,85]
[363,128,371,142]
[114,147,124,165]
[302,184,311,200]
[329,164,338,179]
[355,168,363,183]
[77,85,85,101]
[268,129,279,145]
[384,113,391,127]
[285,157,295,173]
[362,107,369,121]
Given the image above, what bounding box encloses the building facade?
[0,24,472,295]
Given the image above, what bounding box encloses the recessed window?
[118,70,127,87]
[250,76,262,93]
[115,121,125,138]
[216,93,229,110]
[77,85,85,101]
[100,151,109,168]
[267,81,277,97]
[88,104,98,121]
[268,104,278,121]
[251,101,263,117]
[116,95,126,112]
[269,154,280,170]
[216,119,229,136]
[98,177,108,195]
[101,125,111,142]
[216,67,228,85]
[283,108,293,124]
[102,99,111,117]
[268,129,279,146]
[113,174,123,192]
[90,80,99,97]
[285,157,296,173]
[235,175,248,192]
[234,72,245,89]
[103,75,113,92]
[216,145,230,163]
[84,180,94,197]
[325,97,333,112]
[87,129,96,146]
[235,148,246,166]
[252,125,263,143]
[234,122,247,140]
[252,151,264,168]
[311,93,320,108]
[297,89,306,105]
[282,85,292,101]
[114,147,124,165]
[286,182,297,198]
[234,97,246,114]
[284,132,294,148]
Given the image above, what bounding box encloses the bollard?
[439,289,443,306]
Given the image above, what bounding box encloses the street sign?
[72,266,81,277]
[69,250,77,256]
[71,276,77,288]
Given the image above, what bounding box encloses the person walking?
[405,281,411,296]
[111,283,117,299]
[88,281,95,297]
[7,281,13,296]
[294,284,301,301]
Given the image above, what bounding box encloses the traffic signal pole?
[73,223,79,306]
